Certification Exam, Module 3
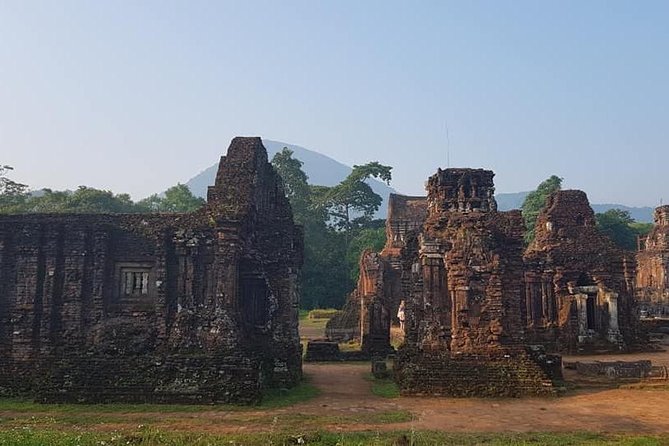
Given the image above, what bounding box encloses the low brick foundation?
[394,348,561,397]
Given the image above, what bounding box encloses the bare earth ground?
[2,323,669,435]
[295,355,669,434]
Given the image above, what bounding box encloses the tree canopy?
[522,175,563,242]
[317,162,392,232]
[136,184,205,213]
[271,150,391,309]
[596,208,652,251]
[0,166,203,215]
[271,148,315,225]
[0,165,29,213]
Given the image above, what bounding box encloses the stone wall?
[0,137,302,403]
[524,190,642,353]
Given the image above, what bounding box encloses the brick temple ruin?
[394,168,561,397]
[0,137,303,403]
[325,194,427,355]
[636,206,669,316]
[524,190,643,353]
[332,169,648,367]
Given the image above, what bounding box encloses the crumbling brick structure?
[325,250,392,354]
[378,195,428,322]
[395,168,561,397]
[325,194,427,355]
[636,206,669,315]
[0,137,302,403]
[524,190,641,353]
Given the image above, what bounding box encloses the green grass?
[365,373,400,398]
[0,409,413,436]
[0,381,319,415]
[0,429,667,446]
[338,340,362,352]
[0,398,219,414]
[259,380,320,408]
[307,309,339,320]
[249,409,414,428]
[370,410,413,424]
[299,308,339,321]
[300,317,329,332]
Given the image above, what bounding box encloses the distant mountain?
[494,192,528,212]
[495,191,654,223]
[185,141,654,223]
[589,204,654,224]
[185,139,397,218]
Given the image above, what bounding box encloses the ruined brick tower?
[395,168,561,397]
[0,137,303,403]
[524,190,642,352]
[636,205,669,314]
[325,194,427,354]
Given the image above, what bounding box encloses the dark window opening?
[577,273,594,287]
[586,295,596,330]
[240,274,270,327]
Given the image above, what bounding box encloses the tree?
[270,151,391,309]
[271,148,312,224]
[271,150,347,308]
[0,165,29,213]
[301,226,350,309]
[67,186,137,213]
[136,184,205,213]
[596,209,647,251]
[318,162,392,232]
[630,221,653,238]
[0,165,28,195]
[522,175,563,243]
[346,225,387,282]
[19,186,138,214]
[271,148,310,201]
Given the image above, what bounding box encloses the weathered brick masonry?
[0,137,302,403]
[395,168,561,397]
[636,206,669,315]
[325,194,427,355]
[524,190,643,353]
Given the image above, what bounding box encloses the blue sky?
[1,1,668,206]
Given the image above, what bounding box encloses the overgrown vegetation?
[521,175,563,243]
[521,174,653,251]
[272,148,391,309]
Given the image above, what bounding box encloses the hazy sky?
[1,1,668,205]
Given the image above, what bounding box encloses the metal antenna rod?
[445,120,451,168]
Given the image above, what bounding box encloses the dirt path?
[290,363,401,414]
[296,360,669,434]
[3,354,669,434]
[291,319,669,433]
